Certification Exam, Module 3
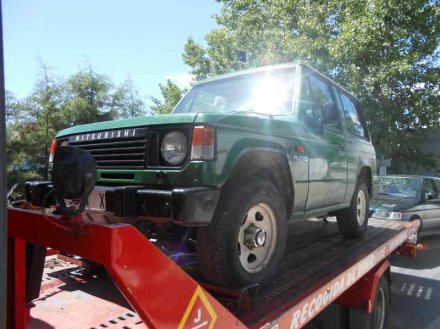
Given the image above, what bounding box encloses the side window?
[298,76,323,122]
[309,75,334,113]
[308,75,340,129]
[422,179,439,199]
[339,93,366,138]
[435,179,440,192]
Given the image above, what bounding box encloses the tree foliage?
[113,74,146,118]
[183,0,440,173]
[63,65,116,125]
[150,79,187,115]
[6,61,147,194]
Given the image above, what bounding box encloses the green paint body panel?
[56,63,376,221]
[56,113,199,137]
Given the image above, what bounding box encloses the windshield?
[173,68,297,115]
[374,176,422,199]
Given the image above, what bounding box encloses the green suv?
[46,63,376,287]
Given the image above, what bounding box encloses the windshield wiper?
[378,192,414,199]
[378,192,396,196]
[229,109,271,115]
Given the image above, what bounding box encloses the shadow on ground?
[390,272,440,329]
[389,233,440,329]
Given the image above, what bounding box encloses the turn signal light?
[49,139,57,163]
[191,126,215,160]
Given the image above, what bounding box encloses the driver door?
[304,73,348,210]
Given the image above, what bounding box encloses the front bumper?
[25,181,220,226]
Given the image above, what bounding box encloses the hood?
[56,113,198,138]
[369,194,419,213]
[194,112,296,136]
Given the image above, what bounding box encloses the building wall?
[414,128,440,176]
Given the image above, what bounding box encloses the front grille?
[67,128,148,169]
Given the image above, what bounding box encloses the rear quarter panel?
[345,135,376,203]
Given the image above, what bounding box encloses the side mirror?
[322,102,338,124]
[305,109,323,133]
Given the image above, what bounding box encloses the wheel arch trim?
[221,141,295,215]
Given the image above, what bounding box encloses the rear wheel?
[349,276,390,329]
[337,182,369,238]
[321,303,349,329]
[197,179,288,287]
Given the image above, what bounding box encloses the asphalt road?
[389,232,440,329]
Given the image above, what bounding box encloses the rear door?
[304,73,348,210]
[421,178,440,229]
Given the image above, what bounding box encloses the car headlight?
[388,212,402,220]
[161,131,188,165]
[373,210,402,220]
[373,210,389,218]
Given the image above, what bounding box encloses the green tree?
[183,0,440,172]
[5,62,122,194]
[5,90,23,124]
[30,61,67,173]
[5,92,39,194]
[113,74,146,118]
[150,79,187,115]
[63,64,117,125]
[6,60,67,183]
[5,60,155,197]
[6,121,45,194]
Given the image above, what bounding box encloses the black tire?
[337,182,369,238]
[349,276,390,329]
[197,179,288,287]
[321,303,349,329]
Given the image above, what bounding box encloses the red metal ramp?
[8,208,245,329]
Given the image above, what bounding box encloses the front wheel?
[337,182,369,238]
[197,179,288,287]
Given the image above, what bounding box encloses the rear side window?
[339,92,366,138]
[435,179,440,192]
[423,179,439,199]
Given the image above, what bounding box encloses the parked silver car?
[370,175,440,242]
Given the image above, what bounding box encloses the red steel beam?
[7,208,246,329]
[7,238,26,329]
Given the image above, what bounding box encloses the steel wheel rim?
[373,287,386,329]
[237,203,277,273]
[356,189,366,225]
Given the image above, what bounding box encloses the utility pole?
[0,1,8,326]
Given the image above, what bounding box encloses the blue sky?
[4,0,221,101]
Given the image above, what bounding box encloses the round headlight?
[161,131,187,165]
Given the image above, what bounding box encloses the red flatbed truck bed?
[6,208,419,329]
